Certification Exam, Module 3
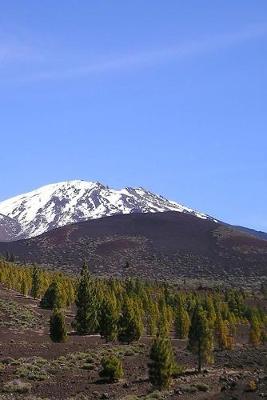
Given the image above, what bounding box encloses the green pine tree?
[98,292,119,342]
[74,263,99,335]
[188,305,214,372]
[30,265,41,299]
[40,279,63,309]
[203,296,217,328]
[148,335,176,389]
[117,296,143,344]
[50,309,67,342]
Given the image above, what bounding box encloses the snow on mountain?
[0,213,22,242]
[0,180,216,240]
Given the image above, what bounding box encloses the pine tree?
[174,303,190,339]
[148,335,176,390]
[20,275,29,296]
[146,298,160,336]
[99,355,124,382]
[249,316,262,346]
[40,279,63,309]
[203,296,217,327]
[74,263,99,335]
[64,279,76,306]
[98,292,119,342]
[188,305,214,372]
[30,265,41,299]
[157,298,173,336]
[215,314,233,350]
[117,296,143,344]
[50,309,67,342]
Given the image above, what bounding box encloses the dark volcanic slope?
[0,211,267,280]
[233,225,267,241]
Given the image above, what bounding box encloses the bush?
[195,382,209,392]
[82,362,94,370]
[244,380,257,392]
[179,384,197,393]
[3,379,32,393]
[99,355,123,382]
[16,362,49,381]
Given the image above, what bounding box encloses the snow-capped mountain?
[0,180,215,240]
[0,213,22,242]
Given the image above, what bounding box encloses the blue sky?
[0,1,267,231]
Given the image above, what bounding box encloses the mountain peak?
[0,180,215,240]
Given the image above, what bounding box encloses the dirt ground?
[0,285,266,400]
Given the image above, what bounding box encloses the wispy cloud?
[5,23,267,82]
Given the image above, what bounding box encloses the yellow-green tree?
[174,303,190,339]
[215,314,233,350]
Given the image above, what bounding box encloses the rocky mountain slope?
[0,180,215,239]
[0,213,22,242]
[1,211,266,281]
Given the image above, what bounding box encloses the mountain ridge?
[0,180,215,240]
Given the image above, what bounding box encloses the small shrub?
[99,355,123,382]
[244,380,257,392]
[179,384,198,393]
[195,382,209,392]
[2,357,15,365]
[145,391,165,399]
[16,363,49,381]
[16,357,49,381]
[3,379,32,394]
[124,349,135,356]
[82,362,94,370]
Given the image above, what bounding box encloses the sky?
[0,1,267,231]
